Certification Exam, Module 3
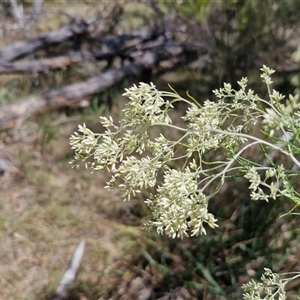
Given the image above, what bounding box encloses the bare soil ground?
[0,111,147,299]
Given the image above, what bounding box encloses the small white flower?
[245,167,261,191]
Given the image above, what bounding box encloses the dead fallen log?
[0,43,187,131]
[0,24,166,74]
[0,40,169,75]
[0,37,161,75]
[0,52,92,74]
[0,19,89,62]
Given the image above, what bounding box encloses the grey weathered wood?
[0,46,177,130]
[0,52,92,74]
[0,19,89,62]
[9,0,24,28]
[53,241,85,300]
[0,25,165,74]
[0,42,190,130]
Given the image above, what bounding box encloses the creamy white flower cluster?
[144,167,218,238]
[213,65,300,207]
[70,66,300,238]
[244,165,293,202]
[242,268,300,300]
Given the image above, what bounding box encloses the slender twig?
[53,240,85,300]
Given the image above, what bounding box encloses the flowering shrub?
[70,66,300,298]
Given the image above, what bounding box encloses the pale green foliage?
[70,65,300,297]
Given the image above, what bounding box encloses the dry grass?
[0,111,140,299]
